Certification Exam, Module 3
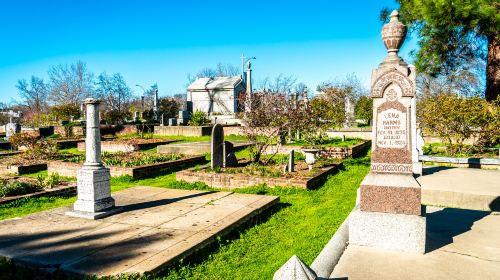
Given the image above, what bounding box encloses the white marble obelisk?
[66,98,119,219]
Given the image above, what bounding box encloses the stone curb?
[310,207,353,279]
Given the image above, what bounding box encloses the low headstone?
[66,98,120,220]
[178,110,190,125]
[341,134,346,142]
[5,122,20,140]
[186,101,193,113]
[161,114,168,126]
[211,124,224,169]
[278,134,286,146]
[61,120,70,126]
[349,10,425,254]
[168,118,177,126]
[288,149,295,172]
[223,141,238,167]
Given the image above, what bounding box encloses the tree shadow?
[425,207,490,253]
[118,191,216,213]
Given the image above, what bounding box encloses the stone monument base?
[66,167,118,220]
[359,172,423,215]
[65,206,122,220]
[349,207,426,254]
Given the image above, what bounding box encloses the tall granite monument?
[66,98,119,219]
[349,11,426,254]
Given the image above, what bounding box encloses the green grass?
[0,151,370,279]
[284,137,364,148]
[118,133,247,143]
[58,147,85,155]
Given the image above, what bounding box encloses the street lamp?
[240,54,256,82]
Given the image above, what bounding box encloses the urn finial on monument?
[381,10,408,67]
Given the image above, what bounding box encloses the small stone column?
[349,10,426,254]
[66,98,119,219]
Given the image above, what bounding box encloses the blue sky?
[0,0,415,103]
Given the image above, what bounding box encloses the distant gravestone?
[223,141,237,167]
[168,118,177,126]
[161,114,168,126]
[288,149,295,172]
[133,111,139,122]
[211,124,224,169]
[5,122,20,140]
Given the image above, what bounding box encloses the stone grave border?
[77,139,176,153]
[48,155,206,179]
[154,125,213,137]
[264,140,371,159]
[51,138,85,149]
[176,162,343,189]
[420,155,500,170]
[0,162,47,175]
[0,180,77,205]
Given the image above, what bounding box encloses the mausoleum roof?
[187,76,243,91]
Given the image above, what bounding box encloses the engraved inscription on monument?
[376,108,407,148]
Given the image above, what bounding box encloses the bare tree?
[257,74,298,93]
[186,62,240,85]
[48,61,94,106]
[95,72,132,114]
[16,76,48,113]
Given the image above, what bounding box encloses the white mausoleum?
[187,76,246,116]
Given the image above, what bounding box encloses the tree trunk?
[486,35,500,102]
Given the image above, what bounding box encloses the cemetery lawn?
[284,137,364,148]
[0,152,370,280]
[119,133,248,143]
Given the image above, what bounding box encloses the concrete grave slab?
[0,186,278,277]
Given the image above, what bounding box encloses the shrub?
[355,95,373,124]
[9,132,57,160]
[417,94,499,155]
[0,181,42,197]
[37,173,61,189]
[189,110,206,126]
[20,112,52,127]
[50,104,81,121]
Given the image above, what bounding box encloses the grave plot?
[0,186,279,277]
[0,155,47,175]
[48,152,206,179]
[177,124,342,189]
[264,138,371,159]
[177,159,342,189]
[157,141,251,155]
[0,175,76,205]
[77,138,176,153]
